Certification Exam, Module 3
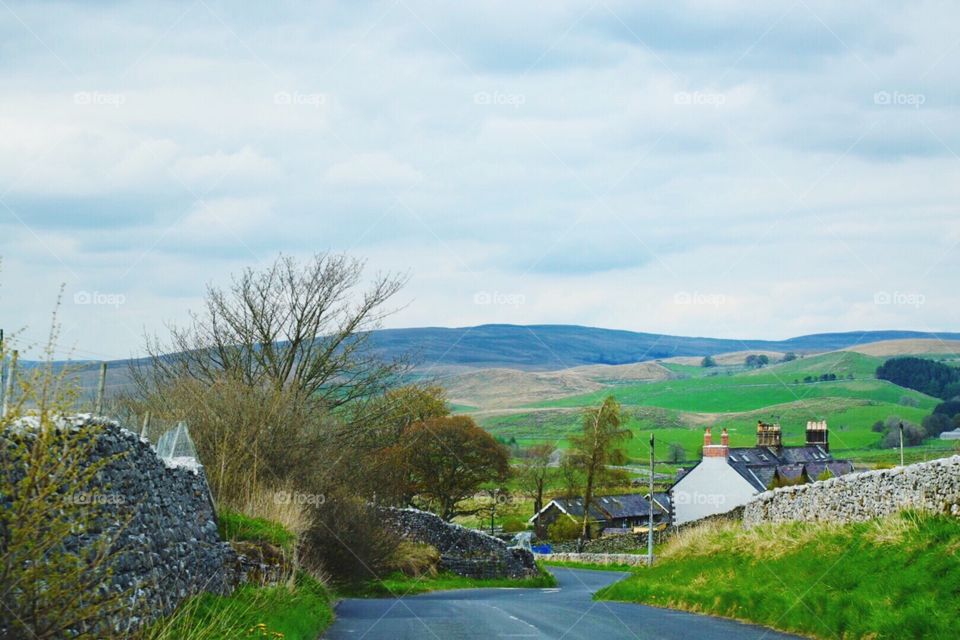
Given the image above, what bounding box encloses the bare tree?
[515,444,554,536]
[133,253,407,409]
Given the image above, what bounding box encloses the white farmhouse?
[670,421,854,525]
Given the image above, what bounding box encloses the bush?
[899,395,921,408]
[881,420,926,448]
[922,413,954,438]
[300,493,399,585]
[501,517,529,533]
[547,517,581,542]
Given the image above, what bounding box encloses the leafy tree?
[567,396,632,541]
[933,400,960,418]
[922,413,954,438]
[879,418,925,448]
[745,354,770,368]
[667,441,686,463]
[701,355,717,368]
[782,352,798,362]
[400,416,510,520]
[876,357,960,400]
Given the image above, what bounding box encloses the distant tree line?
[876,357,960,400]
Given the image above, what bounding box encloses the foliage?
[132,253,407,411]
[700,355,716,368]
[339,569,557,598]
[567,396,631,540]
[666,441,686,463]
[597,511,960,640]
[744,354,769,368]
[300,492,399,586]
[122,374,331,506]
[781,352,797,362]
[399,416,511,520]
[922,412,955,438]
[933,399,960,418]
[0,306,131,639]
[876,417,926,448]
[143,572,332,640]
[546,517,582,542]
[876,356,960,400]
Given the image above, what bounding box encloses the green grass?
[218,509,297,552]
[145,572,333,640]
[597,511,960,639]
[339,568,558,598]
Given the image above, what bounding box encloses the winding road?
[323,567,805,639]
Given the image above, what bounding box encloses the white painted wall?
[671,457,759,525]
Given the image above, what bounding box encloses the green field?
[470,351,948,466]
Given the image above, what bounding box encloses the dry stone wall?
[744,455,960,526]
[1,416,237,636]
[380,507,538,579]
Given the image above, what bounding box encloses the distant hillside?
[368,325,960,371]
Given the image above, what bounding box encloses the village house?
[529,492,671,537]
[670,420,854,525]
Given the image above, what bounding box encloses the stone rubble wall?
[380,507,538,579]
[536,552,649,567]
[743,456,960,527]
[1,416,238,636]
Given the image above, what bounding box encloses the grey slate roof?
[725,445,855,491]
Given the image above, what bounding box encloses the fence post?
[2,350,17,419]
[140,411,151,440]
[94,361,107,416]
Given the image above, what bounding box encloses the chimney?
[703,426,729,458]
[756,420,782,448]
[806,420,829,452]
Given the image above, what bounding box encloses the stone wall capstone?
[743,456,960,527]
[1,416,237,636]
[380,507,538,579]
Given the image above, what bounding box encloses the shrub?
[300,493,399,585]
[547,517,581,542]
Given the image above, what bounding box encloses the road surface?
[323,567,805,639]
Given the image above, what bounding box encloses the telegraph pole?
[2,349,16,419]
[648,432,655,565]
[94,361,108,415]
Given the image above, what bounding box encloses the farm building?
[940,429,960,440]
[529,492,671,537]
[671,420,854,525]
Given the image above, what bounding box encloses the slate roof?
[724,445,855,491]
[533,492,669,524]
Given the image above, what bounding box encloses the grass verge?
[144,572,333,640]
[218,508,297,552]
[339,567,558,598]
[596,511,960,639]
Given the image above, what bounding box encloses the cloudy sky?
[1,1,958,359]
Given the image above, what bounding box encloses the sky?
[1,0,958,360]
